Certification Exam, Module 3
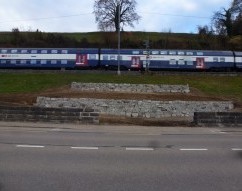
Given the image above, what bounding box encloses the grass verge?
[0,73,241,102]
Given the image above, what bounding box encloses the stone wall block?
[71,83,190,93]
[36,97,234,119]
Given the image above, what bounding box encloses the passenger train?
[0,48,242,71]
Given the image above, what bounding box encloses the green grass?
[0,31,199,46]
[61,31,198,44]
[0,73,242,101]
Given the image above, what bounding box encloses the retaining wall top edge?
[36,97,233,104]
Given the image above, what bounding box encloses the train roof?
[0,48,99,54]
[101,49,234,56]
[234,52,242,56]
[0,48,98,50]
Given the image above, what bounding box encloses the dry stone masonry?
[194,112,242,127]
[36,97,234,118]
[0,106,99,124]
[71,83,190,93]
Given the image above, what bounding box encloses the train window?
[31,50,37,54]
[133,51,140,55]
[51,50,58,54]
[51,60,57,64]
[11,50,18,53]
[31,60,37,64]
[20,60,27,64]
[169,59,176,65]
[213,57,219,62]
[21,50,28,54]
[178,59,185,65]
[1,50,8,53]
[1,60,6,64]
[143,51,148,55]
[186,60,193,65]
[11,60,17,64]
[110,55,116,60]
[41,60,47,64]
[41,50,48,54]
[178,51,185,55]
[152,51,159,55]
[61,60,68,64]
[103,55,109,60]
[197,52,204,56]
[169,51,176,55]
[220,57,225,62]
[160,51,167,55]
[118,55,122,60]
[89,55,97,60]
[186,52,194,56]
[62,50,68,54]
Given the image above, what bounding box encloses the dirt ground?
[0,86,241,126]
[0,85,240,105]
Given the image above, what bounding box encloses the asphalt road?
[0,122,242,191]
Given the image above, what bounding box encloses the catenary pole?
[117,1,121,75]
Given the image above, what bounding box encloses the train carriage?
[100,49,146,70]
[235,52,242,70]
[99,49,235,71]
[0,48,99,69]
[147,50,235,71]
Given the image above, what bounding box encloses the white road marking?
[219,132,227,134]
[71,147,99,150]
[125,147,154,151]
[50,128,61,131]
[16,145,45,148]
[180,148,208,151]
[232,148,242,151]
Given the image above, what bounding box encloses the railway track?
[0,69,242,76]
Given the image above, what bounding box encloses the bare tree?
[231,0,242,13]
[231,0,242,35]
[93,0,141,32]
[212,8,234,36]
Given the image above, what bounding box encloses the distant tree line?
[0,28,241,51]
[1,28,86,48]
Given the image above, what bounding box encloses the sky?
[0,0,231,33]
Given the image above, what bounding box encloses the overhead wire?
[0,11,210,25]
[139,12,210,19]
[0,13,93,24]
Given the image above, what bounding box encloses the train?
[0,48,242,71]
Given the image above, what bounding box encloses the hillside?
[1,31,242,50]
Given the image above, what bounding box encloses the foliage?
[212,8,234,36]
[231,0,242,13]
[228,35,242,49]
[211,1,242,36]
[0,29,242,50]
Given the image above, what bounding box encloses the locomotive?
[0,48,242,71]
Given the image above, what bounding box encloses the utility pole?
[144,38,150,72]
[117,1,121,75]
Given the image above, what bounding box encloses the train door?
[196,58,205,69]
[76,54,88,66]
[131,56,140,68]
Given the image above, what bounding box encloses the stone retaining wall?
[71,83,190,93]
[36,97,234,118]
[0,105,99,124]
[194,112,242,127]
